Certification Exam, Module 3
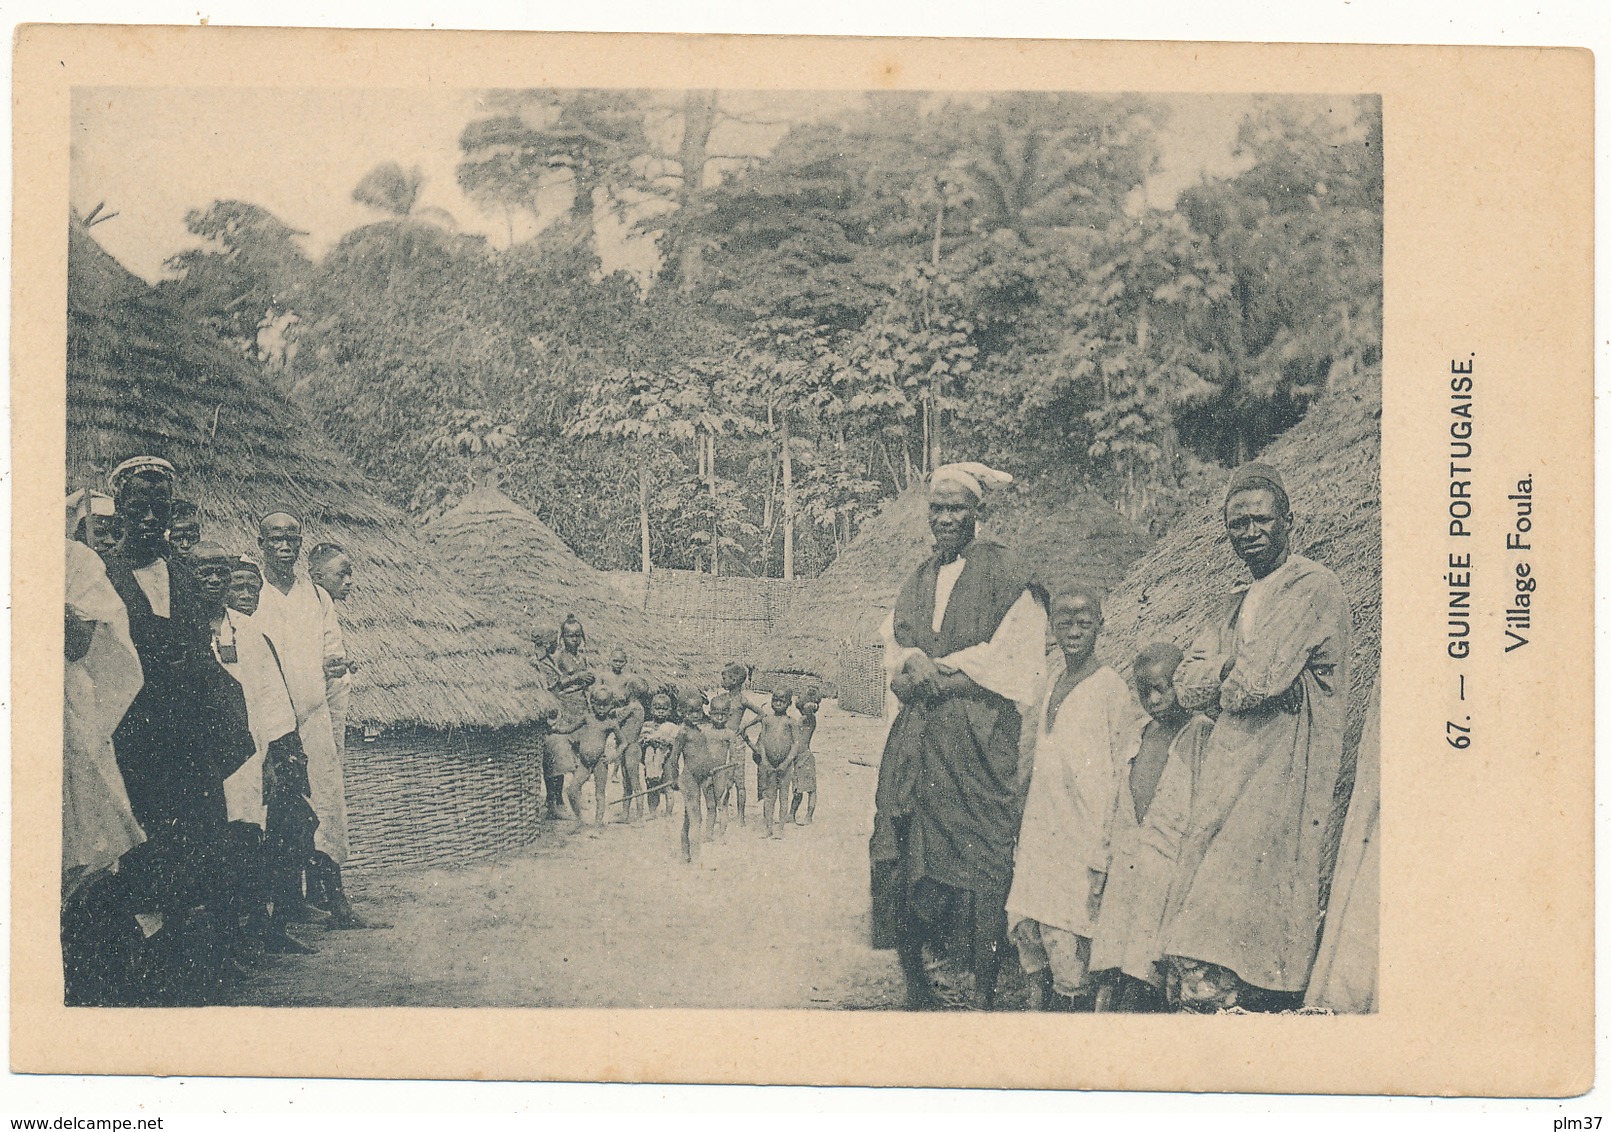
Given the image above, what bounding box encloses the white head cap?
[929,462,1013,502]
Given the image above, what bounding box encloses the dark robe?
[102,549,253,837]
[869,536,1031,954]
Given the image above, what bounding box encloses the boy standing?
[754,689,800,839]
[671,688,726,863]
[789,690,821,826]
[716,662,762,818]
[1089,643,1214,1011]
[548,687,627,825]
[641,692,681,820]
[1006,590,1148,1011]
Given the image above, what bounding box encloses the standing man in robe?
[869,463,1048,1010]
[251,511,358,924]
[102,457,243,841]
[63,537,145,891]
[1162,462,1352,1010]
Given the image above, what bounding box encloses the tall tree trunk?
[921,397,932,476]
[781,407,795,580]
[713,433,720,576]
[928,193,945,472]
[673,90,718,292]
[638,459,651,575]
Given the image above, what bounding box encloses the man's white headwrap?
[929,462,1014,502]
[107,455,176,496]
[65,489,115,538]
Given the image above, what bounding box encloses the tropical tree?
[1174,95,1383,464]
[161,200,312,358]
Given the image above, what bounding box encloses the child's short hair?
[308,541,348,568]
[721,661,750,684]
[708,691,735,714]
[169,499,200,523]
[1133,641,1184,680]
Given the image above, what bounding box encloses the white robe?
[1007,658,1147,938]
[63,540,145,876]
[216,608,298,827]
[878,587,1049,717]
[255,569,349,863]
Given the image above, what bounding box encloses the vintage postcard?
[10,27,1593,1094]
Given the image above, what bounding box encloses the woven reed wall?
[602,570,809,681]
[834,642,888,718]
[344,725,545,874]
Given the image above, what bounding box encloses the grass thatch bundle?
[1098,367,1382,764]
[756,482,1152,680]
[66,226,550,731]
[420,487,693,689]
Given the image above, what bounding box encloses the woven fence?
[834,641,888,718]
[344,725,545,874]
[602,569,809,680]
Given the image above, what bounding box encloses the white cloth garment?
[63,540,146,876]
[1007,656,1148,938]
[254,568,349,863]
[130,558,170,619]
[1235,554,1299,649]
[879,589,1048,714]
[216,608,298,827]
[931,556,966,633]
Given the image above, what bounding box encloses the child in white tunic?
[1090,642,1214,1011]
[1006,590,1147,1009]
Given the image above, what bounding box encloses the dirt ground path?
[231,704,912,1009]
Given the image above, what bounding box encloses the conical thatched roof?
[420,487,693,689]
[66,226,550,731]
[755,483,1152,679]
[1100,367,1382,762]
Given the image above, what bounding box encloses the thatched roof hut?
[755,482,1153,682]
[1098,367,1382,762]
[420,487,694,689]
[65,225,551,731]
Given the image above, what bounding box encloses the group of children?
[535,648,823,865]
[1007,589,1219,1014]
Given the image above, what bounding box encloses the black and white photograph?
[57,79,1384,1018]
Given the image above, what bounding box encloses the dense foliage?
[159,92,1382,573]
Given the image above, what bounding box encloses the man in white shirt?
[252,511,371,928]
[214,552,318,954]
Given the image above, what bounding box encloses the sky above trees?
[70,86,1266,283]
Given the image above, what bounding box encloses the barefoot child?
[716,662,763,818]
[672,688,726,863]
[754,688,800,839]
[789,689,821,826]
[549,687,627,825]
[1006,589,1148,1011]
[611,675,649,824]
[705,692,753,836]
[641,692,681,820]
[1090,643,1215,1012]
